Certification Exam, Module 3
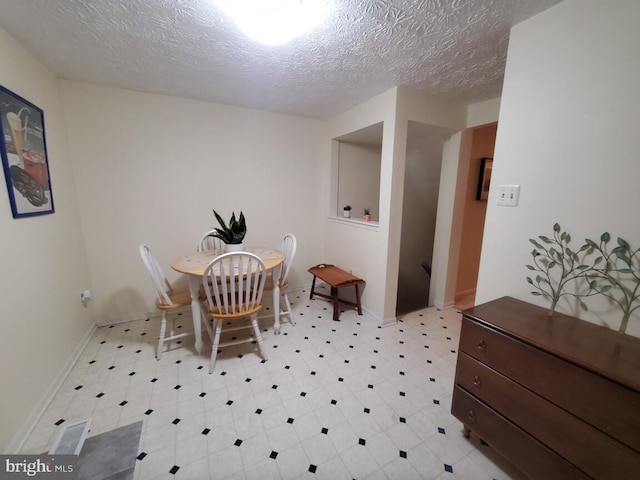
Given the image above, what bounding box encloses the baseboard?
[433,299,456,310]
[98,282,381,328]
[96,309,164,327]
[8,322,97,454]
[380,314,397,327]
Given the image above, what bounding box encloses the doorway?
[396,121,452,316]
[453,123,497,310]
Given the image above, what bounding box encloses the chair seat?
[156,287,197,310]
[207,303,263,319]
[139,243,205,360]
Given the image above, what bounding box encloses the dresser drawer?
[451,386,590,480]
[455,352,640,480]
[459,316,640,453]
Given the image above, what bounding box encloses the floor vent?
[48,418,92,455]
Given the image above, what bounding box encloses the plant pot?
[363,214,371,222]
[343,210,351,218]
[225,242,244,252]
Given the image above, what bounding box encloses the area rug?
[77,421,142,480]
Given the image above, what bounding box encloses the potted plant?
[343,205,352,218]
[211,209,247,251]
[363,208,371,222]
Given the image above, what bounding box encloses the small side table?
[308,264,365,321]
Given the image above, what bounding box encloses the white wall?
[59,81,327,324]
[477,0,640,336]
[337,142,381,220]
[325,87,467,323]
[0,29,94,452]
[467,98,500,129]
[325,88,398,324]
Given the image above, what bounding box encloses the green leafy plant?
[584,233,640,333]
[526,223,592,316]
[343,205,352,211]
[364,208,370,215]
[211,209,246,244]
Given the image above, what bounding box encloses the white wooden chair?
[197,229,224,252]
[202,252,268,374]
[139,244,201,360]
[262,233,297,326]
[276,233,297,324]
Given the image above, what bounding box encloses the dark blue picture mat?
[0,84,54,218]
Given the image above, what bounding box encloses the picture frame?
[0,85,54,218]
[476,157,493,201]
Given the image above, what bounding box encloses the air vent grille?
[48,419,92,455]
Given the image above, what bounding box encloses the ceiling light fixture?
[215,0,329,46]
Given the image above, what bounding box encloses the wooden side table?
[308,264,364,321]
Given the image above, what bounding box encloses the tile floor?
[21,289,526,479]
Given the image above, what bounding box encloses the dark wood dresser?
[451,296,640,480]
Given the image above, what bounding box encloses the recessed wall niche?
[331,122,382,222]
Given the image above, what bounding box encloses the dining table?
[171,246,286,353]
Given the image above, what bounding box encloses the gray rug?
[77,421,142,480]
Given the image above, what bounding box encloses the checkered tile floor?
[21,288,526,479]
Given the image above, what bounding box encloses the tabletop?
[171,247,285,275]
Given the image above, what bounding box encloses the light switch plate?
[497,185,520,207]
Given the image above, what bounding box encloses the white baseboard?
[380,315,397,327]
[433,299,456,310]
[8,322,97,454]
[96,309,166,327]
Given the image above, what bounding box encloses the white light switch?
[497,185,520,207]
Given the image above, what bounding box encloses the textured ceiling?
[0,0,561,120]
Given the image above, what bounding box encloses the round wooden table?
[171,247,286,353]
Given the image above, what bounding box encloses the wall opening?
[331,122,382,222]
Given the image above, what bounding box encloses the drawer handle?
[473,375,481,387]
[477,340,487,352]
[467,410,475,421]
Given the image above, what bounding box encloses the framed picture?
[476,157,493,201]
[0,85,54,218]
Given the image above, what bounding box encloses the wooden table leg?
[309,275,317,300]
[187,275,203,354]
[354,284,363,315]
[331,286,340,321]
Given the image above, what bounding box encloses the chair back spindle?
[203,252,266,316]
[197,230,224,253]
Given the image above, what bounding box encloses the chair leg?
[201,304,213,340]
[209,319,222,374]
[282,292,294,326]
[251,315,268,361]
[156,312,167,360]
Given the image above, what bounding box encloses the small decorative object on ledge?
[211,209,246,252]
[362,208,371,222]
[526,222,640,333]
[343,205,351,218]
